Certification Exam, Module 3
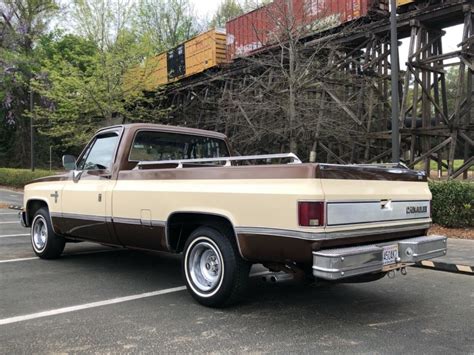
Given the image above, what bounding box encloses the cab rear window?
[129,131,229,162]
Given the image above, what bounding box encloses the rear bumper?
[312,235,447,280]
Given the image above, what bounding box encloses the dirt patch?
[0,202,9,209]
[428,224,474,240]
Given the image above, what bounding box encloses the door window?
[78,133,119,171]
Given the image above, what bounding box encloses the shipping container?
[167,44,186,79]
[123,28,227,92]
[185,28,227,78]
[123,54,167,93]
[226,0,388,60]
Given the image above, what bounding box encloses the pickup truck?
[20,123,447,307]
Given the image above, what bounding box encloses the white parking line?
[0,234,29,238]
[0,213,18,215]
[0,249,123,264]
[0,286,187,326]
[0,257,39,264]
[0,221,18,224]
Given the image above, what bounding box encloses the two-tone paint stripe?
[415,260,474,275]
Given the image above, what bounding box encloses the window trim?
[76,127,124,172]
[127,129,230,163]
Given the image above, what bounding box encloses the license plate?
[382,244,399,265]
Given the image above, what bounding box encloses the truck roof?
[96,123,228,140]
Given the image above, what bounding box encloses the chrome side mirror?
[62,155,77,171]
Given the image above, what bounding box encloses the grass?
[0,168,58,188]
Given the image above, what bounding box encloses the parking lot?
[0,189,473,353]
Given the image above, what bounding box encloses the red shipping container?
[226,0,387,60]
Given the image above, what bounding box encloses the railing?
[135,153,302,169]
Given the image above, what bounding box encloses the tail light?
[298,202,325,227]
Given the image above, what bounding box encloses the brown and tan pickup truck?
[20,123,447,307]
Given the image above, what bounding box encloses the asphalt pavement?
[0,189,473,353]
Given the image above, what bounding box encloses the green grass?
[0,168,58,188]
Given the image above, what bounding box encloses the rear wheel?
[183,226,250,307]
[31,207,65,259]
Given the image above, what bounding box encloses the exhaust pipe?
[262,273,294,283]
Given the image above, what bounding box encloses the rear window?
[129,131,229,162]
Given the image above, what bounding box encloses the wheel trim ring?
[184,236,225,298]
[31,215,48,253]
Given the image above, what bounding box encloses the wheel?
[31,207,65,259]
[183,226,250,307]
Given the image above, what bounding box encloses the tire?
[31,207,65,259]
[183,226,250,307]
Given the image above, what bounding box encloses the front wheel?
[183,226,250,307]
[31,207,65,259]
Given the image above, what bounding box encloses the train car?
[226,0,388,60]
[124,28,226,92]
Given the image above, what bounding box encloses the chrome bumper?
[312,235,447,280]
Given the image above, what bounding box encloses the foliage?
[210,0,244,28]
[0,0,59,167]
[135,0,200,53]
[429,180,474,228]
[0,168,57,187]
[210,0,271,28]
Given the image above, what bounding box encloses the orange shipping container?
[184,28,227,77]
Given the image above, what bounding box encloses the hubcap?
[188,240,222,293]
[32,216,48,251]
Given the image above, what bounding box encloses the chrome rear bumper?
[312,235,447,280]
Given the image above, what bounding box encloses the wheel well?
[167,213,236,253]
[26,200,48,225]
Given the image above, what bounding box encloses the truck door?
[60,130,120,243]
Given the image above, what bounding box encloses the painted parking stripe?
[0,234,30,238]
[0,249,124,264]
[0,257,39,264]
[0,213,18,215]
[0,221,19,224]
[0,286,187,326]
[415,260,474,275]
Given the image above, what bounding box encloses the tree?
[135,0,199,54]
[31,31,169,153]
[209,0,243,28]
[0,0,59,167]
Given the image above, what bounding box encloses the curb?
[414,260,474,275]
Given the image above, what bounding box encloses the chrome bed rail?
[135,153,302,169]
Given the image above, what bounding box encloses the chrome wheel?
[32,215,48,252]
[186,237,224,296]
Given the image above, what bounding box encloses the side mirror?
[62,155,77,171]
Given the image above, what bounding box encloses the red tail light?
[298,202,325,227]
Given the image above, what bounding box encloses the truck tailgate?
[318,165,431,228]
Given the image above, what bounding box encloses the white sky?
[190,0,222,22]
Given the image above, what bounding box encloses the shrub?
[429,180,474,228]
[0,168,57,188]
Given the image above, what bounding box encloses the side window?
[129,131,229,162]
[78,133,119,171]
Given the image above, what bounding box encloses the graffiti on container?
[235,42,264,56]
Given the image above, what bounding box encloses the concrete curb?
[414,260,474,275]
